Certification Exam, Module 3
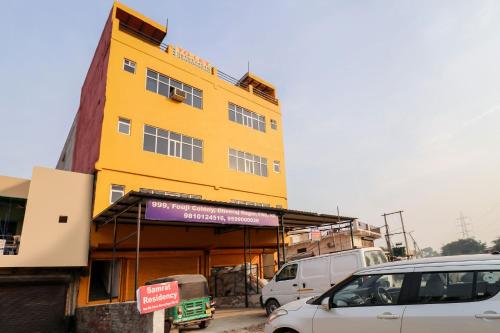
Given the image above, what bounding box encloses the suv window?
[417,272,474,303]
[332,274,405,307]
[276,264,298,281]
[476,271,500,301]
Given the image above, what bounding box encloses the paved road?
[179,308,266,333]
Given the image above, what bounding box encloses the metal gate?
[0,282,68,333]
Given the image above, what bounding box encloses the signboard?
[145,200,279,227]
[136,281,179,314]
[311,229,321,241]
[171,45,212,73]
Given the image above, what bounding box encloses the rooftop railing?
[217,69,279,105]
[119,22,278,105]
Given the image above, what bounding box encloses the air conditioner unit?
[170,88,186,102]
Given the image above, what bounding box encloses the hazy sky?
[1,1,499,250]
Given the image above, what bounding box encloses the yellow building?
[57,2,288,307]
[58,2,286,213]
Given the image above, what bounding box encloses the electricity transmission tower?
[456,211,472,239]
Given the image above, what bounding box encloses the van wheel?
[265,299,280,316]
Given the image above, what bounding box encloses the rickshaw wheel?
[198,320,210,329]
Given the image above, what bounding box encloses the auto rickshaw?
[146,274,215,332]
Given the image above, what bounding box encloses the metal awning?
[93,191,356,230]
[95,191,357,305]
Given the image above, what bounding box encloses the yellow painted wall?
[77,3,284,307]
[92,3,287,216]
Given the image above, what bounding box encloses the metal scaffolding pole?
[243,226,249,308]
[349,220,355,249]
[109,217,118,303]
[280,215,286,265]
[276,226,281,269]
[134,202,142,300]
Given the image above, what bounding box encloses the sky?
[1,0,500,250]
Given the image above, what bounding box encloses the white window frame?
[145,68,203,109]
[123,58,136,74]
[228,103,266,132]
[117,117,131,135]
[228,148,268,177]
[110,185,125,204]
[271,119,278,130]
[143,124,203,163]
[273,160,281,173]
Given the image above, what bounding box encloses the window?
[228,103,265,132]
[143,125,203,163]
[110,185,125,204]
[276,264,298,282]
[270,119,277,130]
[89,260,121,301]
[273,161,280,173]
[364,250,388,267]
[140,188,202,200]
[123,59,136,74]
[417,272,474,303]
[332,274,405,307]
[476,271,500,300]
[228,148,268,177]
[297,248,307,254]
[230,199,270,207]
[146,69,202,109]
[118,118,130,135]
[58,216,68,223]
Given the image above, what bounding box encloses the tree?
[420,247,439,258]
[441,238,486,256]
[492,237,500,252]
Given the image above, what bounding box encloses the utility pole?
[456,211,471,239]
[409,232,421,258]
[382,213,393,258]
[399,211,410,258]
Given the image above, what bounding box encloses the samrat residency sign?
[136,281,179,314]
[145,200,279,227]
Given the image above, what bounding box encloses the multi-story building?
[56,2,288,307]
[286,221,383,260]
[57,2,286,213]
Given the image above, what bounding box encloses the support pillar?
[134,202,142,300]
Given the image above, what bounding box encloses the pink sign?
[136,281,179,314]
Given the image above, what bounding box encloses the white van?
[261,247,387,315]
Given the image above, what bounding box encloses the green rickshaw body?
[166,295,212,324]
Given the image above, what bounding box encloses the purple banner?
[145,200,279,227]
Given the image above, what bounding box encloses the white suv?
[265,253,500,333]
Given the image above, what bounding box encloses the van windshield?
[364,250,387,267]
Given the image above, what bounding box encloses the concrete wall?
[0,175,30,199]
[0,167,94,267]
[75,301,153,333]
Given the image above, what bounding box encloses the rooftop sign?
[145,200,279,227]
[171,45,212,73]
